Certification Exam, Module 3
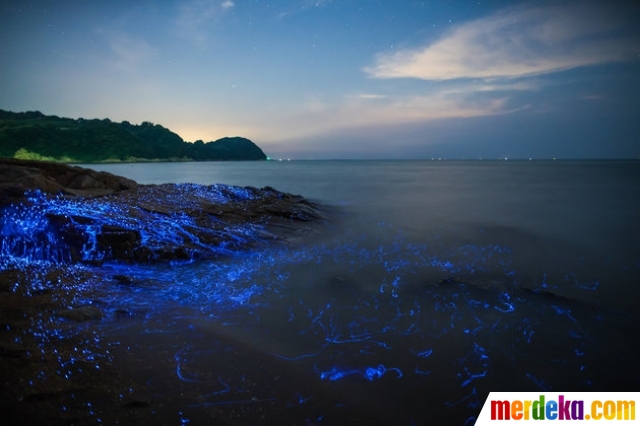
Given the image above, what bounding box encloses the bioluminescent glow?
[2,190,637,424]
[317,364,403,381]
[0,185,279,265]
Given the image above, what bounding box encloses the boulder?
[0,158,136,203]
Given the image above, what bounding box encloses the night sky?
[1,0,639,159]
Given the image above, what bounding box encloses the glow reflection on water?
[2,163,639,424]
[3,219,631,424]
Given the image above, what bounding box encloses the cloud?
[347,93,387,100]
[581,94,604,101]
[246,83,520,143]
[306,0,332,7]
[105,32,157,71]
[278,0,332,19]
[365,3,638,81]
[180,2,637,148]
[176,0,234,46]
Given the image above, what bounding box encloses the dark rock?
[0,346,30,358]
[113,274,134,285]
[1,159,324,264]
[114,308,147,318]
[96,226,142,261]
[0,158,136,203]
[57,305,103,321]
[122,399,151,409]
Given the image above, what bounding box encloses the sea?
[77,160,639,424]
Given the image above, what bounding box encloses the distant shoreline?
[69,157,267,164]
[0,109,268,162]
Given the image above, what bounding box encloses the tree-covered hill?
[0,109,267,162]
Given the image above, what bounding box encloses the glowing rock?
[1,159,323,264]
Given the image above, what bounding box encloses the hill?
[0,109,267,162]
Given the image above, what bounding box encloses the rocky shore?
[0,158,324,424]
[1,158,323,264]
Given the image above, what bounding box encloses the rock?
[122,399,151,409]
[0,158,136,203]
[0,159,324,264]
[113,274,134,285]
[57,305,104,321]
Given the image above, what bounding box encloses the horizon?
[1,0,639,159]
[3,108,639,161]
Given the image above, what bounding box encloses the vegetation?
[0,109,267,162]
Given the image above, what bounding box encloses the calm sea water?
[81,160,639,424]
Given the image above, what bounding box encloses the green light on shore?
[266,156,271,161]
